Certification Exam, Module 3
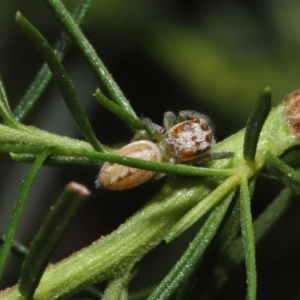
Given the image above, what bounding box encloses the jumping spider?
[96,110,233,190]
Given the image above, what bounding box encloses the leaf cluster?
[0,1,300,299]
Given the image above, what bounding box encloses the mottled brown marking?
[116,175,124,182]
[283,89,300,102]
[205,134,212,143]
[286,101,300,117]
[289,118,300,134]
[183,122,190,131]
[172,123,184,137]
[182,149,194,159]
[201,122,208,131]
[284,90,300,135]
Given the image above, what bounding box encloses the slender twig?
[13,0,93,122]
[95,88,154,138]
[244,87,272,161]
[0,74,21,128]
[18,182,89,299]
[44,0,137,117]
[148,191,235,300]
[16,12,106,152]
[240,177,256,300]
[0,151,49,280]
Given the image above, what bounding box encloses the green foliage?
[0,1,300,299]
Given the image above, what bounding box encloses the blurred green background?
[1,1,300,299]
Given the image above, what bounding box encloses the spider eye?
[160,117,215,163]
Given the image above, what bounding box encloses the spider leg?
[193,151,235,166]
[177,110,210,122]
[163,111,177,130]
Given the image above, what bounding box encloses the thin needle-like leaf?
[175,196,240,299]
[0,151,49,280]
[0,233,103,298]
[166,174,240,241]
[240,177,256,300]
[202,185,296,296]
[45,0,137,117]
[0,73,21,128]
[221,179,254,254]
[11,150,234,177]
[18,182,89,300]
[148,191,235,300]
[10,152,102,167]
[95,88,154,138]
[244,87,272,161]
[0,233,28,258]
[13,0,92,122]
[178,179,255,299]
[265,150,300,195]
[15,12,105,152]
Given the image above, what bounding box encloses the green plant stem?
[0,233,28,257]
[95,89,153,137]
[166,173,240,241]
[175,195,240,299]
[44,0,136,117]
[10,152,101,167]
[166,92,299,240]
[13,0,92,122]
[0,234,103,298]
[200,185,297,297]
[243,87,271,161]
[240,177,256,300]
[148,190,235,300]
[265,150,300,195]
[0,123,233,177]
[103,269,132,300]
[0,94,299,299]
[11,151,233,176]
[0,178,214,299]
[16,12,105,152]
[175,180,255,299]
[18,182,89,299]
[0,74,21,128]
[0,123,95,155]
[0,151,49,281]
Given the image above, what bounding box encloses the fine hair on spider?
[96,110,234,190]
